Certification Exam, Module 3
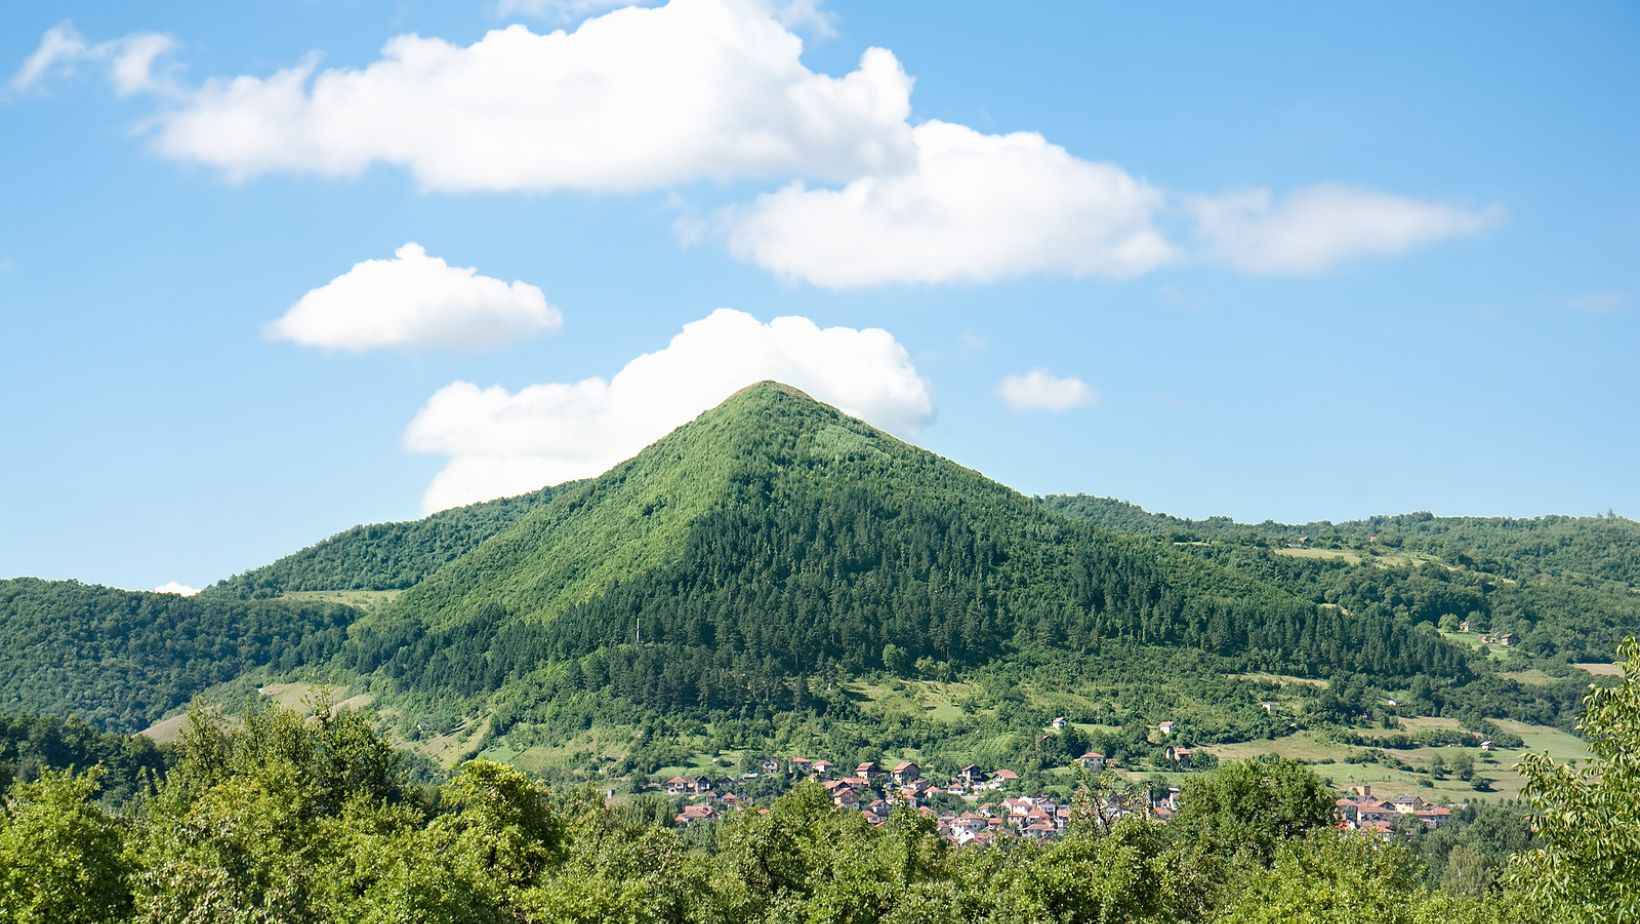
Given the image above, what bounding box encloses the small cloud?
[958,330,989,354]
[11,21,177,97]
[1188,184,1502,275]
[268,243,561,352]
[152,581,200,596]
[0,257,16,273]
[666,193,706,247]
[1564,290,1627,315]
[997,368,1097,413]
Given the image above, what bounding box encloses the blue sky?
[1,0,1636,592]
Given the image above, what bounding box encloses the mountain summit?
[345,381,1468,718]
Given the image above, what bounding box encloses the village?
[654,722,1466,846]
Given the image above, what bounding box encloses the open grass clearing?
[1202,732,1349,763]
[1491,718,1589,765]
[1397,716,1464,733]
[278,589,403,610]
[851,677,982,724]
[1273,548,1364,565]
[1499,669,1559,687]
[483,724,634,776]
[1227,672,1328,688]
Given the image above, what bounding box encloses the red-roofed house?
[1076,752,1106,771]
[676,804,717,826]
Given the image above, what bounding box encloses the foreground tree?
[1222,831,1492,923]
[0,768,131,923]
[1168,755,1336,864]
[1504,637,1640,922]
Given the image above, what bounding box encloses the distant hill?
[1041,495,1640,585]
[1043,496,1640,661]
[205,481,579,599]
[0,578,355,731]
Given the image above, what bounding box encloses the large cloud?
[997,368,1096,413]
[268,243,560,351]
[1188,184,1502,275]
[21,6,1502,287]
[144,0,912,192]
[405,308,934,511]
[724,120,1173,287]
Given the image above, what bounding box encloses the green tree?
[1223,831,1493,923]
[1503,638,1640,921]
[1440,842,1492,900]
[0,768,131,924]
[1169,756,1336,864]
[1450,753,1475,781]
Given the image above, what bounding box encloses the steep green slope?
[1044,496,1640,660]
[206,481,579,599]
[0,578,356,731]
[347,383,1472,720]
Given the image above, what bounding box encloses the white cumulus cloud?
[144,0,912,192]
[1188,184,1502,275]
[152,581,200,596]
[10,21,177,97]
[268,243,561,352]
[725,120,1173,287]
[405,307,934,511]
[19,8,1503,288]
[997,368,1096,413]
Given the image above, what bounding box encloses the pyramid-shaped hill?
[347,382,1470,711]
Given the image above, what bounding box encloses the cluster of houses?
[662,755,1178,843]
[1333,785,1454,835]
[1457,621,1516,646]
[664,762,1465,848]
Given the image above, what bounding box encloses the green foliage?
[0,578,355,731]
[207,481,577,599]
[0,710,166,805]
[1045,495,1640,664]
[0,768,132,923]
[0,696,1624,922]
[1169,756,1336,864]
[1503,636,1640,922]
[1221,831,1493,923]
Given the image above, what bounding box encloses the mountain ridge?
[338,382,1470,734]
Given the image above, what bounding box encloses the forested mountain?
[0,709,166,804]
[0,578,354,731]
[1043,496,1640,661]
[205,480,579,599]
[1041,495,1640,585]
[342,383,1470,724]
[1,381,1629,773]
